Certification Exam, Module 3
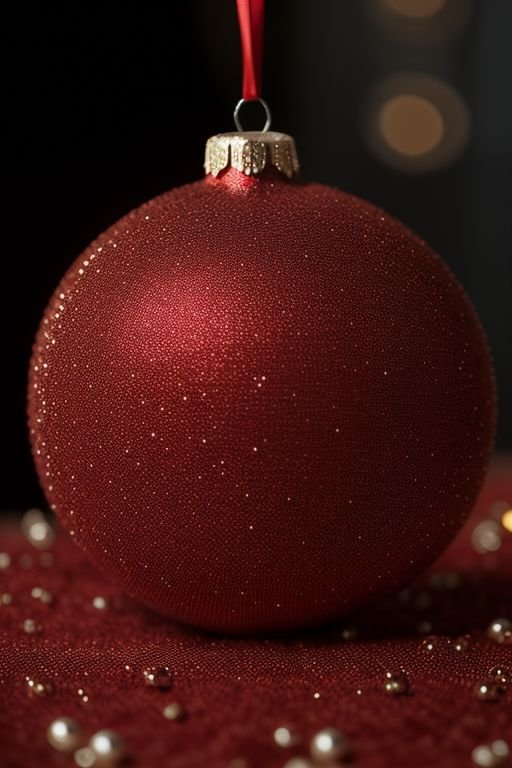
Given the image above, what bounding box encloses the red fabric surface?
[28,168,494,633]
[0,462,511,767]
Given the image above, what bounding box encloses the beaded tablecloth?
[0,461,511,768]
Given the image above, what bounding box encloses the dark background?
[4,0,511,510]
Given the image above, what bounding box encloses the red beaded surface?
[0,464,511,767]
[28,169,495,633]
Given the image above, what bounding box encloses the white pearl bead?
[487,618,512,644]
[89,729,126,766]
[47,717,83,752]
[310,727,348,763]
[273,726,298,748]
[472,740,509,767]
[282,759,314,768]
[74,747,96,768]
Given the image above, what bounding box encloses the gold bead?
[47,717,83,752]
[162,702,185,721]
[273,726,298,748]
[487,618,512,644]
[453,634,471,652]
[489,666,510,684]
[143,666,172,689]
[74,747,96,767]
[472,740,509,767]
[22,508,55,549]
[384,671,410,695]
[474,682,506,702]
[26,677,52,697]
[310,727,349,763]
[23,618,42,634]
[89,729,126,766]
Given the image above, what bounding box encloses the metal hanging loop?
[233,98,272,132]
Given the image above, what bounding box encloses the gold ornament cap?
[205,132,300,179]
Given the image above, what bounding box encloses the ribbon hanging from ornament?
[236,0,265,100]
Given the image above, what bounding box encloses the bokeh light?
[384,0,447,18]
[364,73,470,172]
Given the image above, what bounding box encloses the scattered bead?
[19,554,33,569]
[143,666,173,689]
[443,572,461,589]
[1,593,13,606]
[163,702,185,721]
[474,681,506,702]
[422,635,440,652]
[74,747,96,767]
[454,635,472,652]
[21,508,55,549]
[398,587,411,604]
[26,677,52,697]
[92,596,108,610]
[313,692,321,699]
[0,552,11,569]
[31,586,53,604]
[341,625,358,640]
[40,552,55,567]
[77,687,89,703]
[273,726,298,748]
[487,618,512,644]
[472,740,509,767]
[384,672,410,695]
[89,729,126,766]
[414,591,432,610]
[22,618,42,634]
[310,727,349,763]
[429,571,460,590]
[471,520,502,553]
[47,717,83,752]
[489,666,510,684]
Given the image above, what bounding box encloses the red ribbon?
[236,0,265,100]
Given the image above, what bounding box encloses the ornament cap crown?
[204,132,299,179]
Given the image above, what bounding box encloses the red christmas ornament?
[28,130,495,634]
